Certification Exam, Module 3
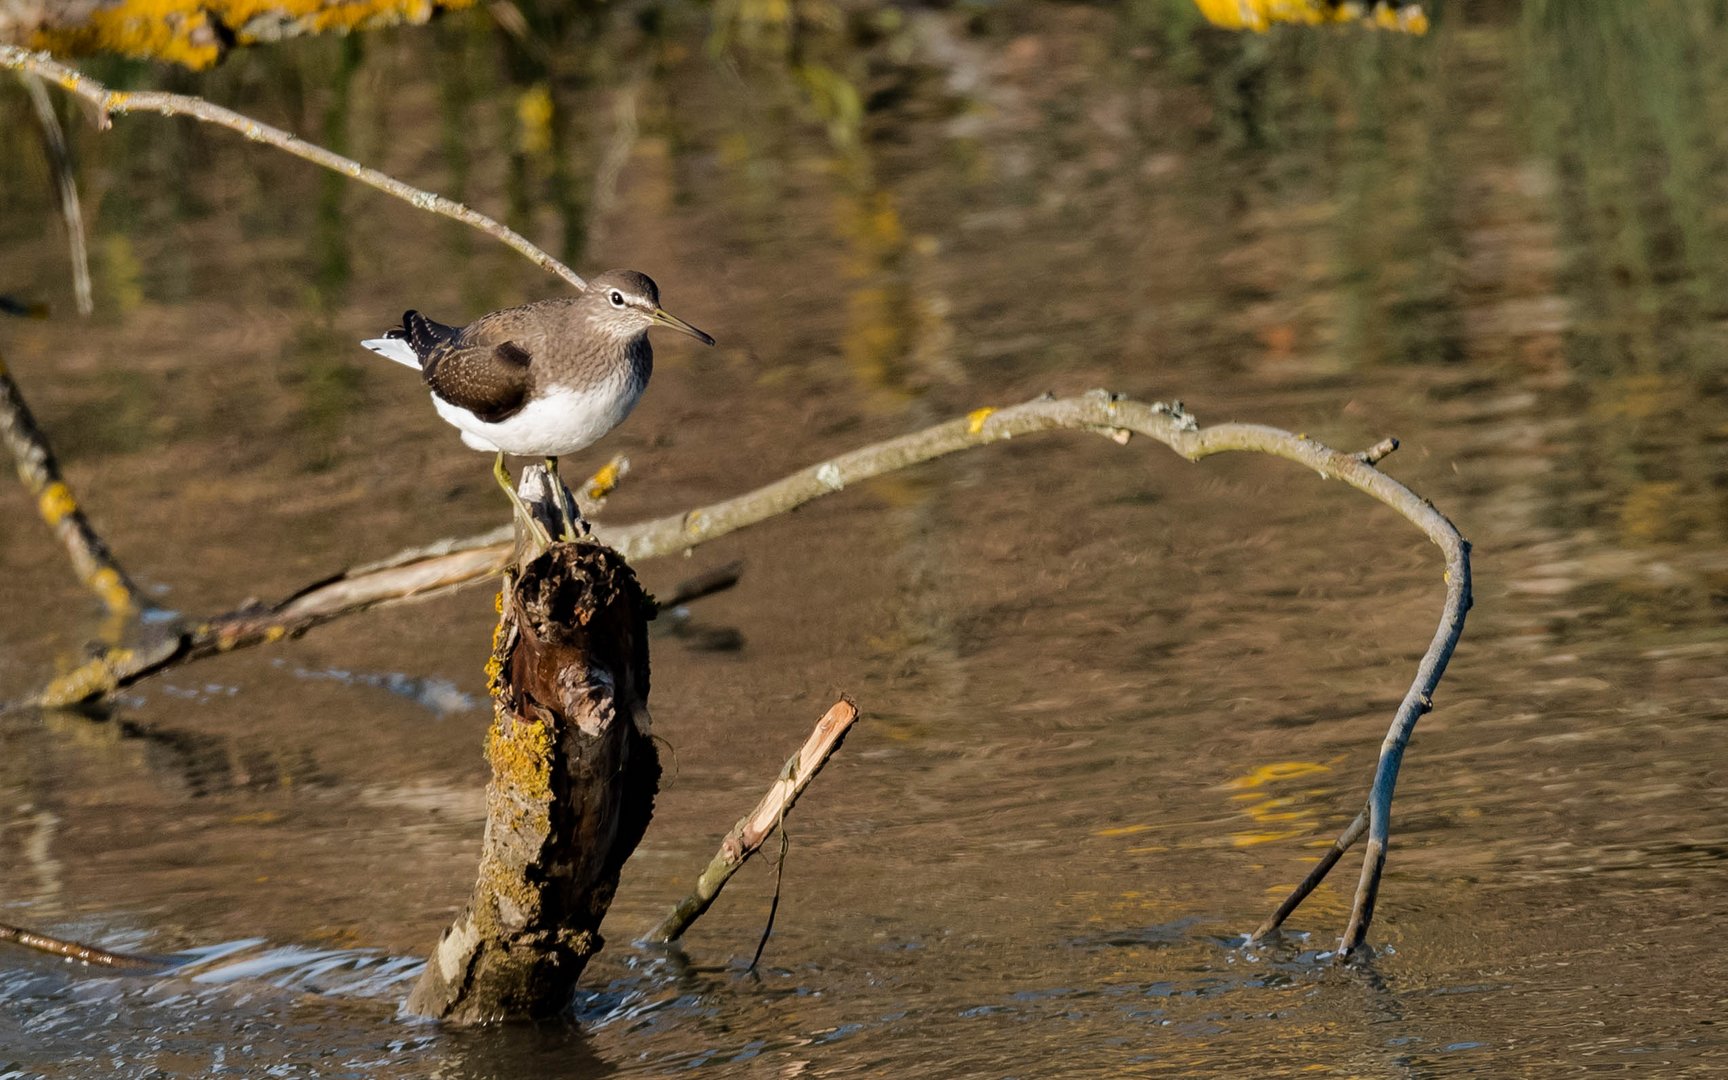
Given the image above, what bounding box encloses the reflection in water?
[3,0,1728,1075]
[276,660,481,716]
[1523,0,1728,559]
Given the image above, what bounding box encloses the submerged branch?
[8,460,625,710]
[20,540,514,711]
[1250,807,1367,943]
[1340,535,1471,960]
[659,560,744,610]
[649,697,859,944]
[0,921,157,969]
[0,346,146,618]
[0,46,587,293]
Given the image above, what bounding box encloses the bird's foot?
[554,496,591,543]
[516,499,554,551]
[496,451,555,550]
[544,457,590,543]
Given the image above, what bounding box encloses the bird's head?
[585,269,715,347]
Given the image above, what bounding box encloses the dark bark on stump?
[406,501,659,1023]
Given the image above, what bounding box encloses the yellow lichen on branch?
[35,480,77,524]
[87,566,132,614]
[583,456,628,503]
[18,0,480,68]
[1,346,149,619]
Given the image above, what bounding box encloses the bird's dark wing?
[410,311,535,424]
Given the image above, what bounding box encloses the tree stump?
[406,468,659,1023]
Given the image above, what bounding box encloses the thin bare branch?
[19,540,514,711]
[1357,436,1399,465]
[1339,538,1471,961]
[7,455,636,711]
[597,395,1452,568]
[0,45,587,294]
[0,921,157,969]
[0,346,146,617]
[1249,806,1367,943]
[604,393,1469,956]
[649,697,859,944]
[18,72,93,315]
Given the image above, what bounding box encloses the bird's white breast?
[433,378,646,457]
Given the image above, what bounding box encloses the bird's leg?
[492,450,519,505]
[494,451,550,548]
[544,456,584,541]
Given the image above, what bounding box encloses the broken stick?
[649,697,859,944]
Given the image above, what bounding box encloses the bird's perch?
[406,468,659,1023]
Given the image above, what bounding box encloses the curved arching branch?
[0,46,589,294]
[8,391,1471,958]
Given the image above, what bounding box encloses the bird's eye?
[609,290,625,307]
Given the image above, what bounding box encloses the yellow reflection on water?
[1222,760,1331,789]
[1222,761,1336,847]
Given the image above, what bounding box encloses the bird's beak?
[652,308,715,346]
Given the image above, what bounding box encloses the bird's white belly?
[433,382,644,457]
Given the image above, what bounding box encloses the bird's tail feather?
[360,310,459,369]
[360,336,421,368]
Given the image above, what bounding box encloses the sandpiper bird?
[361,270,713,538]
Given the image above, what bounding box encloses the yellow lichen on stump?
[483,708,555,813]
[408,526,659,1023]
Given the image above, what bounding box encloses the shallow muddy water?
[2,0,1726,1075]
